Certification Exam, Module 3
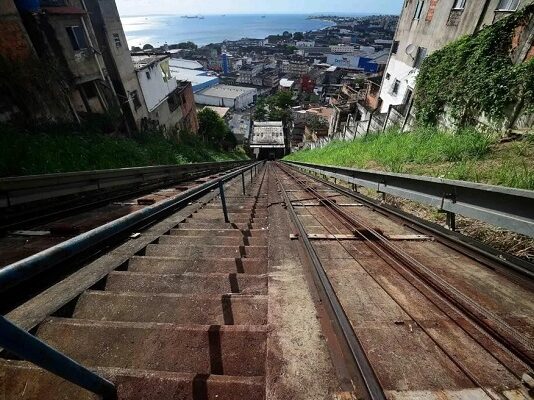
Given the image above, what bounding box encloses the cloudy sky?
[116,0,404,16]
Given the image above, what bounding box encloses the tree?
[197,108,228,144]
[177,41,198,50]
[282,31,291,38]
[293,32,304,41]
[131,46,142,52]
[142,44,154,50]
[254,99,268,121]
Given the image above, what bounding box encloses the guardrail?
[284,161,534,238]
[0,162,261,399]
[0,162,260,292]
[0,161,249,208]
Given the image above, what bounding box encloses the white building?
[279,78,296,91]
[194,84,257,110]
[378,0,529,114]
[132,54,198,133]
[250,121,285,148]
[296,40,316,48]
[330,44,355,54]
[229,112,252,143]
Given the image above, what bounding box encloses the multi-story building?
[280,60,310,77]
[378,0,532,114]
[132,54,198,133]
[236,62,264,84]
[84,0,149,133]
[1,0,120,122]
[330,44,356,53]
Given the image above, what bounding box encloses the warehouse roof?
[197,84,256,99]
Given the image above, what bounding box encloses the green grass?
[0,125,248,177]
[285,127,534,190]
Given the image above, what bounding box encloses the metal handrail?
[0,162,260,292]
[0,316,116,399]
[0,162,262,399]
[284,160,534,237]
[0,160,249,208]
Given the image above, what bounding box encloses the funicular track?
[274,162,534,400]
[0,161,533,400]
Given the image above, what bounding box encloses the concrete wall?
[0,0,34,61]
[136,62,178,112]
[379,0,532,113]
[85,0,149,131]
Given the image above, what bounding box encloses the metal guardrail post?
[241,173,246,196]
[446,212,456,231]
[218,180,229,223]
[0,316,116,399]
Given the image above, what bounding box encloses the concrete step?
[0,362,265,400]
[127,256,267,275]
[74,291,268,325]
[36,319,268,376]
[105,271,268,295]
[145,244,268,259]
[169,229,268,239]
[158,235,267,247]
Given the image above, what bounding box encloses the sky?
[115,0,404,17]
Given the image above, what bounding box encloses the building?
[250,121,286,159]
[132,54,198,133]
[84,0,149,132]
[378,0,532,114]
[280,60,310,76]
[228,112,252,144]
[330,44,356,53]
[1,0,122,123]
[169,59,220,93]
[194,84,257,110]
[279,78,296,91]
[236,62,264,84]
[296,40,316,47]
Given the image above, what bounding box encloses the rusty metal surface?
[275,162,534,400]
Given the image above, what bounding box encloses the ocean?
[121,14,336,48]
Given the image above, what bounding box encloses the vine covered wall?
[415,5,534,129]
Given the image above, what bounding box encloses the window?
[413,0,425,19]
[391,40,399,54]
[145,71,151,80]
[131,90,141,111]
[413,47,427,68]
[452,0,466,9]
[112,33,122,48]
[496,0,519,10]
[66,26,88,51]
[391,79,400,95]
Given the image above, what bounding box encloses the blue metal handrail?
[0,316,116,399]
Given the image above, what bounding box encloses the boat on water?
[181,15,201,19]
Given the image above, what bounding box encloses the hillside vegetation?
[285,127,534,190]
[0,125,247,177]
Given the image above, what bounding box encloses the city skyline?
[115,0,404,17]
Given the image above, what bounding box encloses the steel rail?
[278,166,517,400]
[283,160,534,238]
[0,162,260,292]
[280,163,534,371]
[272,164,387,400]
[0,160,248,208]
[284,162,534,279]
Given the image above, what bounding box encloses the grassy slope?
[0,128,247,177]
[285,128,534,190]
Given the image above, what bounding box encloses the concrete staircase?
[0,168,269,400]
